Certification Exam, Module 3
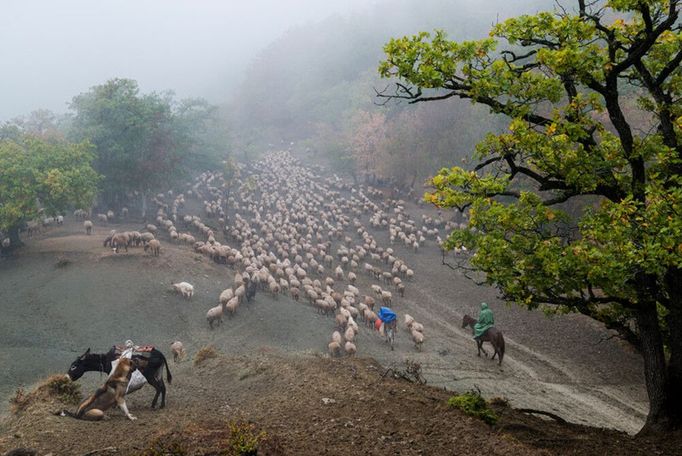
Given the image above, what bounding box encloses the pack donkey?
[67,344,172,409]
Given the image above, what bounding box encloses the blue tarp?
[378,307,397,323]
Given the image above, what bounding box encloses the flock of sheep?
[123,151,463,357]
[14,150,468,359]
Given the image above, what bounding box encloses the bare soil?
[0,200,666,455]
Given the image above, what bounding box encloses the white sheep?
[411,329,424,351]
[172,282,194,299]
[344,341,357,356]
[328,341,342,357]
[170,341,186,362]
[206,303,224,329]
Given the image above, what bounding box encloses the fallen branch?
[517,408,567,423]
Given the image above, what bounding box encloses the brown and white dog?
[69,357,138,421]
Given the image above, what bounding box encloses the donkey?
[462,314,505,365]
[67,344,172,409]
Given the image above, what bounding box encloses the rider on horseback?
[473,302,494,341]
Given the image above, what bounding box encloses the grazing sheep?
[332,331,342,344]
[397,283,405,297]
[146,224,158,235]
[97,213,108,223]
[411,329,424,351]
[144,239,161,256]
[110,233,129,253]
[170,341,185,362]
[344,341,357,356]
[206,303,224,329]
[348,271,357,284]
[172,281,194,299]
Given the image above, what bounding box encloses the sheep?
[206,303,224,329]
[170,341,186,362]
[219,288,234,305]
[144,239,161,256]
[146,224,158,235]
[225,296,239,317]
[235,284,245,303]
[56,215,64,225]
[172,281,194,299]
[348,271,357,284]
[364,295,376,310]
[334,265,344,280]
[335,313,347,329]
[411,329,424,351]
[1,238,10,249]
[328,341,342,357]
[97,213,108,223]
[332,331,342,344]
[290,287,300,301]
[381,290,392,306]
[141,232,155,244]
[344,326,355,343]
[404,314,415,329]
[397,283,405,297]
[110,233,129,253]
[344,341,357,356]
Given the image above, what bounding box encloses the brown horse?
[462,314,505,365]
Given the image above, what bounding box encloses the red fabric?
[374,319,382,331]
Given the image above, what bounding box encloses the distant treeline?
[228,0,546,189]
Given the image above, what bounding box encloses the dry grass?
[194,345,219,366]
[10,374,81,413]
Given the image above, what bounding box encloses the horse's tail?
[160,351,172,385]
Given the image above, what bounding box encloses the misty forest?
[1,0,681,454]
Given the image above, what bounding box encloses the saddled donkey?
[462,314,505,365]
[67,344,172,408]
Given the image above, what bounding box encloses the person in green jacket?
[473,302,494,340]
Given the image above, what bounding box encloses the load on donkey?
[67,340,172,409]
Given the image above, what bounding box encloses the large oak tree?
[379,0,681,433]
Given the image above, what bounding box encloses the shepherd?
[473,302,494,341]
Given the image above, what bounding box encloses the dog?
[63,357,138,421]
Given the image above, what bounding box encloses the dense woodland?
[0,0,680,437]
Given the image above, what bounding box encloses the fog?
[0,0,376,121]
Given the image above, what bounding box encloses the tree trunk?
[636,286,672,434]
[8,225,23,248]
[664,267,682,428]
[141,192,148,220]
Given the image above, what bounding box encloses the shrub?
[10,375,82,413]
[447,390,498,425]
[226,420,267,456]
[194,345,219,366]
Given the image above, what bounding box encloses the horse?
[462,314,505,365]
[67,344,172,409]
